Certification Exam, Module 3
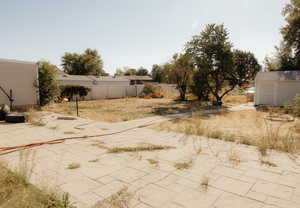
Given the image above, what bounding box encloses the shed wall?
[0,61,38,106]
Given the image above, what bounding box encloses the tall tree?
[186,24,260,105]
[281,0,300,70]
[151,64,164,83]
[265,0,300,71]
[186,24,234,105]
[169,54,194,101]
[37,61,60,106]
[62,49,106,75]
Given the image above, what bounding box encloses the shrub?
[60,85,90,101]
[284,94,300,117]
[37,61,60,106]
[142,83,163,98]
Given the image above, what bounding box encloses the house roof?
[57,74,92,81]
[0,58,36,65]
[87,75,128,82]
[57,74,129,82]
[115,75,153,81]
[256,71,300,81]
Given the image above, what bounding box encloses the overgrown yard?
[0,163,75,208]
[152,110,300,154]
[43,95,249,123]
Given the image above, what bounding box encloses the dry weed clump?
[67,163,81,169]
[260,159,277,167]
[26,108,46,126]
[154,110,300,154]
[223,95,249,105]
[147,159,160,167]
[258,121,298,155]
[227,151,241,165]
[93,187,133,208]
[89,159,99,163]
[0,151,75,208]
[107,144,175,153]
[200,176,210,191]
[174,159,193,170]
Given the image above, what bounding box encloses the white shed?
[255,71,300,106]
[0,59,38,107]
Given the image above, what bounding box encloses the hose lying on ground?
[0,117,172,156]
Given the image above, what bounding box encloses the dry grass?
[174,159,193,170]
[67,163,81,169]
[89,159,99,163]
[200,176,209,191]
[228,151,241,165]
[260,159,277,167]
[223,94,249,106]
[153,110,300,154]
[64,131,75,134]
[0,150,75,208]
[93,187,133,208]
[147,159,160,167]
[26,108,46,126]
[107,144,175,153]
[43,97,234,123]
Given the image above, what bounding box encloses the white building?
[255,71,300,106]
[56,73,130,86]
[0,59,38,107]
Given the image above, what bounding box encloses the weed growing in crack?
[67,163,80,169]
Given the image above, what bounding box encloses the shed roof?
[256,71,300,81]
[0,58,36,65]
[115,75,153,81]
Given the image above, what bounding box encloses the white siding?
[0,60,38,106]
[255,72,300,106]
[277,81,300,106]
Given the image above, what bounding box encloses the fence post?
[75,96,79,117]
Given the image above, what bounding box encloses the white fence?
[75,84,178,101]
[83,85,145,100]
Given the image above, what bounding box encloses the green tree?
[169,54,194,101]
[37,61,60,106]
[124,68,137,75]
[136,67,149,76]
[190,70,211,101]
[62,49,106,75]
[186,24,260,105]
[281,0,300,70]
[266,0,300,71]
[60,85,90,101]
[230,50,261,87]
[151,64,164,83]
[186,24,234,105]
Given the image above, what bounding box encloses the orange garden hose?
[0,117,169,156]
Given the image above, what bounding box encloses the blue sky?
[0,0,289,74]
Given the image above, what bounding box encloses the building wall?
[0,60,38,106]
[88,85,144,100]
[255,80,300,106]
[57,80,130,87]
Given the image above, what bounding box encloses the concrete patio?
[0,105,300,208]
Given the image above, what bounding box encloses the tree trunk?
[179,86,186,101]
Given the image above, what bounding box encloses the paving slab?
[0,103,300,207]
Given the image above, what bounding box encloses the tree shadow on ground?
[151,99,230,117]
